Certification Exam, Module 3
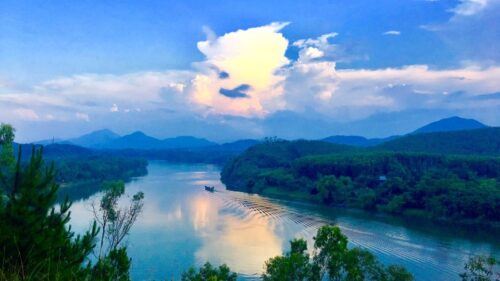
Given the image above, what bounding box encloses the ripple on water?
[211,189,492,281]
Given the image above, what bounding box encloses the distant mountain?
[32,138,64,145]
[160,136,217,149]
[102,131,163,149]
[219,139,260,151]
[377,127,500,155]
[412,116,487,134]
[321,116,488,147]
[67,129,120,147]
[321,135,397,147]
[16,143,93,160]
[100,132,217,150]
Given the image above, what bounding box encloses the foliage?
[0,125,141,280]
[263,225,414,281]
[459,255,499,281]
[376,127,500,156]
[92,181,145,259]
[55,155,147,186]
[91,247,131,281]
[221,140,500,224]
[263,239,318,281]
[0,147,99,280]
[0,123,15,177]
[181,262,237,281]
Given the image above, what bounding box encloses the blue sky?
[1,0,499,141]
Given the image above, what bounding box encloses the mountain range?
[321,116,488,147]
[33,116,489,150]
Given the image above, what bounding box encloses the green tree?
[91,181,144,281]
[459,255,499,281]
[313,225,414,281]
[316,175,339,204]
[91,247,132,281]
[261,225,413,281]
[181,262,237,281]
[0,123,15,169]
[0,147,99,280]
[313,225,350,280]
[0,123,16,191]
[263,239,319,281]
[0,126,141,280]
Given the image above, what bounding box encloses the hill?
[321,116,487,147]
[16,143,92,159]
[65,131,218,150]
[221,139,500,225]
[67,129,120,147]
[160,136,217,149]
[101,131,162,149]
[221,140,355,192]
[412,116,487,134]
[322,135,396,147]
[211,139,260,151]
[376,127,500,155]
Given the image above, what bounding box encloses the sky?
[1,0,499,142]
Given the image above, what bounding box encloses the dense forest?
[221,138,500,225]
[0,124,419,281]
[377,127,500,156]
[2,124,499,279]
[13,143,148,201]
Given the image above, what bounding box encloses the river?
[69,161,500,280]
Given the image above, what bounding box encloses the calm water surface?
[70,161,499,280]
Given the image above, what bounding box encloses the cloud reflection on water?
[189,194,283,276]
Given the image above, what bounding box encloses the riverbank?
[241,186,500,235]
[221,140,500,230]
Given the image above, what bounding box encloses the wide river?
[70,161,499,280]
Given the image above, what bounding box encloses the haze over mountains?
[33,116,489,150]
[321,116,488,147]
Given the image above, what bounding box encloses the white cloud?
[450,0,489,16]
[293,33,338,62]
[383,30,401,36]
[2,23,499,135]
[283,33,341,111]
[329,65,500,119]
[13,108,40,121]
[190,22,290,117]
[75,112,90,122]
[110,103,119,112]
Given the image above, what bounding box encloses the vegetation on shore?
[1,124,498,280]
[378,127,500,156]
[0,124,145,280]
[221,139,500,225]
[13,143,148,202]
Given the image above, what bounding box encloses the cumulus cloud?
[293,33,338,62]
[219,84,251,98]
[3,22,500,141]
[189,22,290,117]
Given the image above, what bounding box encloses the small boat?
[204,185,215,192]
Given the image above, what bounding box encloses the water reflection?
[69,162,499,281]
[191,194,282,276]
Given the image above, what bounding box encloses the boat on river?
[204,185,215,192]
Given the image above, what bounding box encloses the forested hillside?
[14,143,148,201]
[376,127,500,155]
[221,139,500,225]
